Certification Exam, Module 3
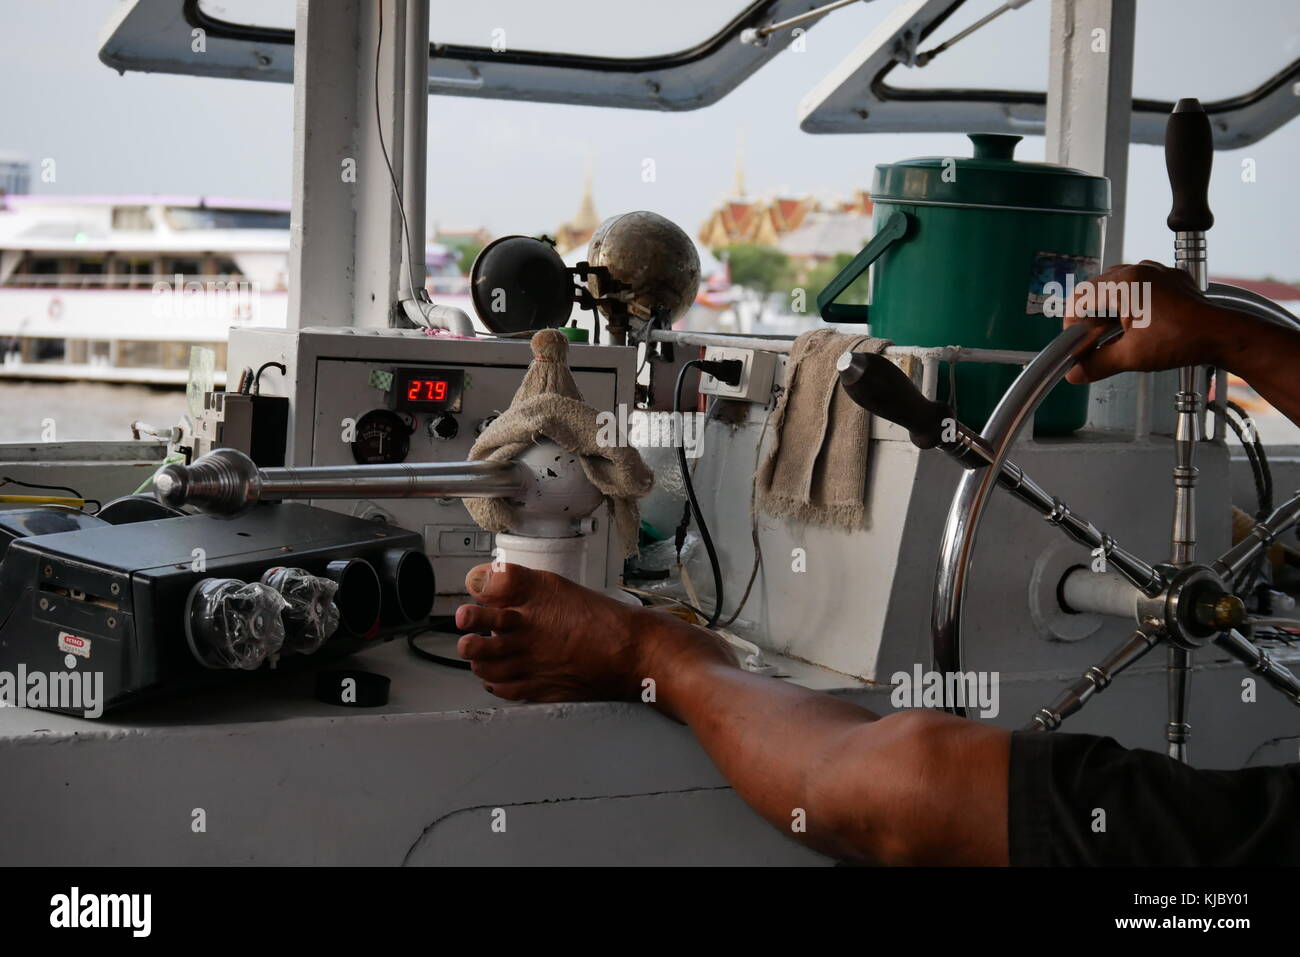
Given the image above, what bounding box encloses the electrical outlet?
[698,346,778,402]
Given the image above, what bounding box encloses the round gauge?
[351,409,414,464]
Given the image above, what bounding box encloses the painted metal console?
[226,327,636,610]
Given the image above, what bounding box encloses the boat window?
[107,0,816,112]
[164,206,291,231]
[32,338,66,363]
[111,205,154,231]
[801,0,1300,144]
[113,257,155,289]
[168,258,203,278]
[75,259,105,290]
[200,0,751,59]
[4,255,61,287]
[884,0,1300,105]
[424,1,744,58]
[117,341,164,369]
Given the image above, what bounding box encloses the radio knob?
[428,413,459,440]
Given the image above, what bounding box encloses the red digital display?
[407,379,449,402]
[394,368,465,412]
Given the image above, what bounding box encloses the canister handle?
[817,209,911,322]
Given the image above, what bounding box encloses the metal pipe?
[740,0,861,44]
[1060,568,1141,619]
[257,462,522,499]
[1167,227,1207,763]
[155,448,524,516]
[647,329,1040,368]
[918,0,1034,67]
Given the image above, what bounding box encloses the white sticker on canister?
[57,631,91,658]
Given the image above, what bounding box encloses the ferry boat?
[0,194,472,384]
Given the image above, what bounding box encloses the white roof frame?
[99,0,835,110]
[798,0,1300,147]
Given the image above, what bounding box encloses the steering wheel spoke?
[1025,625,1164,731]
[1216,628,1300,706]
[1213,490,1300,582]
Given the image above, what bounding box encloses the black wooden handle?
[838,352,954,450]
[1165,97,1215,232]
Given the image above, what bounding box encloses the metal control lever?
[837,350,997,471]
[836,351,955,450]
[1163,97,1216,762]
[836,343,1165,602]
[155,448,526,517]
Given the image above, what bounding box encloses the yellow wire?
[0,494,85,507]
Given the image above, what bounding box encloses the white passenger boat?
[0,195,472,384]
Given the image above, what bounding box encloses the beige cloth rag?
[755,329,891,531]
[465,329,653,557]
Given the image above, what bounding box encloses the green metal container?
[817,134,1110,435]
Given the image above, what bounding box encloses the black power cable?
[1213,400,1274,600]
[406,618,472,670]
[1,475,100,513]
[672,358,742,630]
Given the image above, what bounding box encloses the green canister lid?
[871,134,1110,215]
[560,325,590,343]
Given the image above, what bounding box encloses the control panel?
[226,328,636,611]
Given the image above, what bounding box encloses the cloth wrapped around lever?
[755,329,892,531]
[464,329,653,556]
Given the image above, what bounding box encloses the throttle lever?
[836,351,954,450]
[1165,98,1214,234]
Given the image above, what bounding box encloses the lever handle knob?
[837,351,954,449]
[1165,97,1215,232]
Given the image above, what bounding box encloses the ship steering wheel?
[835,98,1300,761]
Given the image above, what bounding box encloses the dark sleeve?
[1008,729,1300,866]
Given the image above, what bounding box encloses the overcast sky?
[1,0,1297,278]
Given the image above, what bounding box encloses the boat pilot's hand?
[1063,261,1226,384]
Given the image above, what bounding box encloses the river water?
[0,381,188,442]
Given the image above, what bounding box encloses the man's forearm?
[1211,309,1300,426]
[639,617,885,859]
[634,612,1009,864]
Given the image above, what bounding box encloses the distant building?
[697,151,871,254]
[0,153,31,196]
[831,189,874,217]
[777,208,874,267]
[554,171,600,254]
